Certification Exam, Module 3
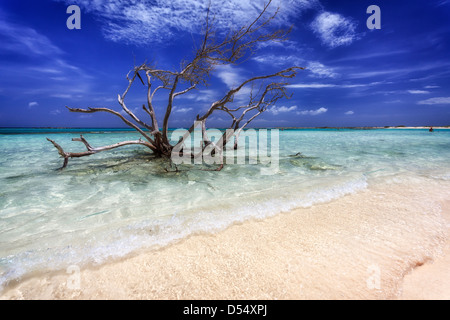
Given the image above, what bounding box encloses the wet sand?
[1,177,449,300]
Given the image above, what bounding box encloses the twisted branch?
[47,135,153,169]
[47,0,303,169]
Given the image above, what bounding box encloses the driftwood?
[46,136,152,169]
[48,0,303,169]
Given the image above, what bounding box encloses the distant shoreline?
[0,126,449,136]
[279,126,450,130]
[0,126,449,131]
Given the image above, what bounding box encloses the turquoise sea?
[1,128,450,291]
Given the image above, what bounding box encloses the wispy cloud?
[50,109,62,116]
[408,90,430,94]
[306,61,338,78]
[288,83,335,89]
[214,65,256,104]
[56,0,319,45]
[331,50,408,63]
[424,85,440,89]
[253,54,337,78]
[253,54,291,65]
[50,94,74,99]
[287,81,383,89]
[348,62,450,79]
[28,101,39,108]
[347,69,404,79]
[0,16,92,100]
[310,11,359,48]
[269,105,297,115]
[256,39,299,50]
[417,97,450,105]
[344,110,354,115]
[437,0,450,6]
[297,107,327,115]
[216,65,244,88]
[184,89,218,102]
[174,107,193,113]
[0,19,63,57]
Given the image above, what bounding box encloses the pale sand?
[1,177,449,300]
[399,200,450,300]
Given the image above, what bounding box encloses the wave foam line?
[0,177,368,292]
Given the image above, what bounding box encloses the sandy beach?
[1,176,449,300]
[399,199,450,300]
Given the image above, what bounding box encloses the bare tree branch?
[66,107,156,147]
[48,0,303,169]
[47,136,154,169]
[173,66,303,150]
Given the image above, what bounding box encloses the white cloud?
[253,54,294,66]
[29,67,63,74]
[332,50,409,63]
[437,0,450,6]
[195,90,217,102]
[310,11,358,48]
[28,101,38,108]
[50,109,62,115]
[349,62,450,79]
[345,110,354,115]
[174,107,193,113]
[0,20,63,56]
[288,83,336,89]
[25,59,86,79]
[306,61,338,78]
[0,15,93,100]
[417,97,450,105]
[349,69,407,79]
[214,67,256,104]
[287,81,383,89]
[297,107,327,116]
[183,89,218,103]
[50,94,73,99]
[253,55,337,79]
[269,105,298,115]
[256,39,298,50]
[56,0,319,45]
[408,90,430,94]
[424,85,440,89]
[234,86,253,103]
[216,65,244,88]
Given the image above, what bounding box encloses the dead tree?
[48,0,304,169]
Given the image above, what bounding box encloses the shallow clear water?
[1,128,449,290]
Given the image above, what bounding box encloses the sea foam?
[0,176,368,291]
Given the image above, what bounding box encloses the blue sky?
[0,0,449,128]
